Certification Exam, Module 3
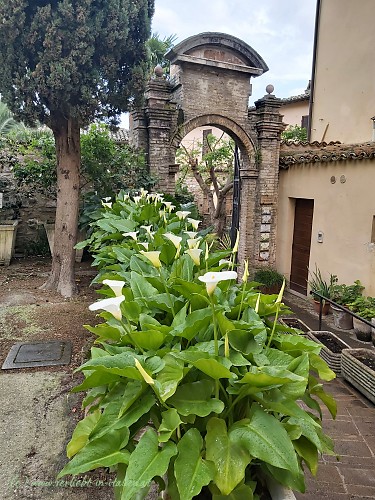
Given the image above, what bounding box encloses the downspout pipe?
[308,0,322,141]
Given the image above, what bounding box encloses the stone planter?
[372,318,375,347]
[331,303,353,330]
[352,317,372,342]
[0,220,18,266]
[307,330,350,375]
[341,348,375,404]
[279,317,310,334]
[43,223,84,262]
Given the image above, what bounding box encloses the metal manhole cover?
[2,341,72,369]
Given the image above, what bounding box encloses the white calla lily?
[242,260,249,283]
[219,259,232,267]
[186,248,203,266]
[123,231,138,241]
[187,238,201,249]
[102,279,126,297]
[101,201,112,209]
[141,225,153,235]
[89,296,125,320]
[198,270,237,295]
[184,231,197,239]
[138,242,149,250]
[176,210,191,220]
[133,196,141,204]
[140,251,162,269]
[187,218,201,230]
[164,232,182,249]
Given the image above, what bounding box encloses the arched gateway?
[130,32,284,268]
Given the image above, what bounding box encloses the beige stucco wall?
[276,160,375,296]
[310,0,375,143]
[280,100,309,129]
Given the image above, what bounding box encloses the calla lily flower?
[133,196,141,204]
[103,197,111,202]
[123,231,138,241]
[140,251,162,269]
[242,260,249,283]
[101,201,112,209]
[164,233,182,249]
[184,231,197,239]
[176,210,191,220]
[199,270,237,295]
[187,218,201,230]
[140,188,148,197]
[186,248,203,266]
[219,259,232,267]
[187,238,201,249]
[89,296,125,320]
[102,279,126,297]
[141,225,153,235]
[138,242,149,250]
[232,230,240,253]
[134,358,154,385]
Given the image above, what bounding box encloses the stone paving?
[285,292,375,499]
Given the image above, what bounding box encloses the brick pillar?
[144,77,177,194]
[253,94,284,268]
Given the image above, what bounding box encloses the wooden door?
[290,199,314,295]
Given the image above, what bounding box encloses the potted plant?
[308,265,336,315]
[347,296,375,342]
[330,280,364,330]
[253,267,285,295]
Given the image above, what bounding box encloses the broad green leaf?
[236,366,304,388]
[264,464,305,493]
[130,271,159,300]
[192,358,233,379]
[120,429,177,500]
[79,352,141,380]
[175,429,214,500]
[206,418,250,495]
[170,308,212,341]
[212,484,254,500]
[130,255,155,274]
[122,300,142,323]
[146,293,179,313]
[171,303,188,329]
[168,380,224,417]
[280,354,309,398]
[67,410,101,458]
[72,371,120,392]
[119,380,146,417]
[112,246,133,263]
[293,436,319,475]
[309,381,337,418]
[84,323,122,342]
[158,409,182,443]
[309,352,336,381]
[58,428,130,477]
[110,219,137,233]
[130,329,166,350]
[230,404,300,475]
[228,329,263,355]
[273,334,320,354]
[155,354,185,401]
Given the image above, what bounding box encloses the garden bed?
[341,348,375,404]
[279,317,310,334]
[307,331,350,375]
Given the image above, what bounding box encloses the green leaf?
[235,366,304,389]
[79,352,141,380]
[72,371,121,392]
[119,380,146,417]
[170,308,212,341]
[130,271,159,300]
[228,329,263,355]
[120,429,177,500]
[158,409,182,443]
[175,429,214,500]
[309,352,336,381]
[212,484,254,500]
[131,329,167,350]
[168,380,224,417]
[293,436,319,475]
[155,354,185,401]
[230,403,300,475]
[58,428,130,477]
[66,410,101,458]
[206,418,250,495]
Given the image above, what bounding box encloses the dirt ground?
[0,256,99,372]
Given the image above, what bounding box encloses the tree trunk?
[42,114,80,297]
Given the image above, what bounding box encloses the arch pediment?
[166,32,268,76]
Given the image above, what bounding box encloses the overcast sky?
[151,0,317,103]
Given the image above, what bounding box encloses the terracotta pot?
[313,300,330,315]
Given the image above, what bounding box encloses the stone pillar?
[253,93,284,268]
[144,77,177,194]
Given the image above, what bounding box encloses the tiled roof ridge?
[280,91,310,104]
[280,140,375,167]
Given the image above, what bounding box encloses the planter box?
[341,348,375,404]
[307,330,350,375]
[43,223,84,263]
[0,220,18,266]
[279,317,311,334]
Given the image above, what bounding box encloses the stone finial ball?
[266,84,274,95]
[154,65,164,77]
